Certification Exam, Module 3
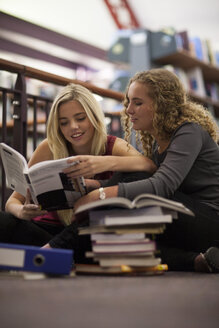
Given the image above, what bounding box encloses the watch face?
[99,188,106,200]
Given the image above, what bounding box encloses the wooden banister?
[0,58,124,101]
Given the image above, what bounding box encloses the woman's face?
[58,100,95,154]
[126,81,155,134]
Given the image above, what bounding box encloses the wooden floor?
[0,271,219,328]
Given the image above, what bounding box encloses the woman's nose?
[70,120,79,129]
[127,103,133,114]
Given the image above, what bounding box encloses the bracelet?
[99,187,106,200]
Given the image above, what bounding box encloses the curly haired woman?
[44,69,219,273]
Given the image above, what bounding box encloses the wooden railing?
[0,58,124,210]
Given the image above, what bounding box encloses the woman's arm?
[5,190,47,220]
[74,185,119,211]
[42,185,119,249]
[5,139,52,219]
[64,138,157,178]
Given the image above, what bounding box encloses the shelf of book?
[154,50,219,83]
[153,50,219,115]
[189,92,219,113]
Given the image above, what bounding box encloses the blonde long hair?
[47,83,107,224]
[121,68,219,158]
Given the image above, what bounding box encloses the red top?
[31,135,117,226]
[94,135,116,180]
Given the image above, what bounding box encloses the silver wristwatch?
[99,187,106,200]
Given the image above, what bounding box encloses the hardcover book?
[91,239,156,254]
[75,263,168,276]
[97,256,161,267]
[89,206,173,227]
[78,223,166,235]
[90,232,146,241]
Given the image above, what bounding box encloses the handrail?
[0,58,124,101]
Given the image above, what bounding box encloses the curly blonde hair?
[46,83,107,225]
[121,68,219,158]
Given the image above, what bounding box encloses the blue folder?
[0,243,74,275]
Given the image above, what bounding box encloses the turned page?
[0,142,29,196]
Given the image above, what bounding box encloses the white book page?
[134,194,194,216]
[134,193,184,208]
[75,197,133,215]
[28,157,80,196]
[0,143,28,197]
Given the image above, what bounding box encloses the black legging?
[0,211,64,246]
[0,211,92,264]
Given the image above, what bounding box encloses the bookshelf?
[108,29,219,116]
[154,50,219,83]
[152,49,219,114]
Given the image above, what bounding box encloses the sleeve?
[118,123,204,200]
[98,179,110,187]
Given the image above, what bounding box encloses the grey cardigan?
[118,122,219,212]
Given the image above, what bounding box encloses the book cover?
[189,36,204,61]
[78,224,166,235]
[98,256,161,267]
[92,239,156,254]
[175,30,190,52]
[90,232,146,241]
[187,67,206,98]
[89,206,173,227]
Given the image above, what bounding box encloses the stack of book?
[74,194,194,276]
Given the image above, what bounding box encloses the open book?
[75,193,194,220]
[0,142,87,211]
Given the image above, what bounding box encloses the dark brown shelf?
[188,91,219,111]
[154,50,219,83]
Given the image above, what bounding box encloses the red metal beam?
[103,0,141,29]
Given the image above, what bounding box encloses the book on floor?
[75,263,168,276]
[89,206,173,227]
[0,142,87,211]
[91,238,156,254]
[97,256,161,267]
[90,232,146,241]
[78,223,166,235]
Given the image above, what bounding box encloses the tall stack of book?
[74,194,194,276]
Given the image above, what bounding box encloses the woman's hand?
[41,243,52,249]
[84,179,101,192]
[64,154,157,180]
[73,185,119,213]
[64,155,109,178]
[17,190,47,220]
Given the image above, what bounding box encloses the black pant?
[0,212,92,264]
[157,192,219,270]
[107,172,219,270]
[0,211,64,247]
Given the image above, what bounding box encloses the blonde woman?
[48,69,219,273]
[1,83,155,246]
